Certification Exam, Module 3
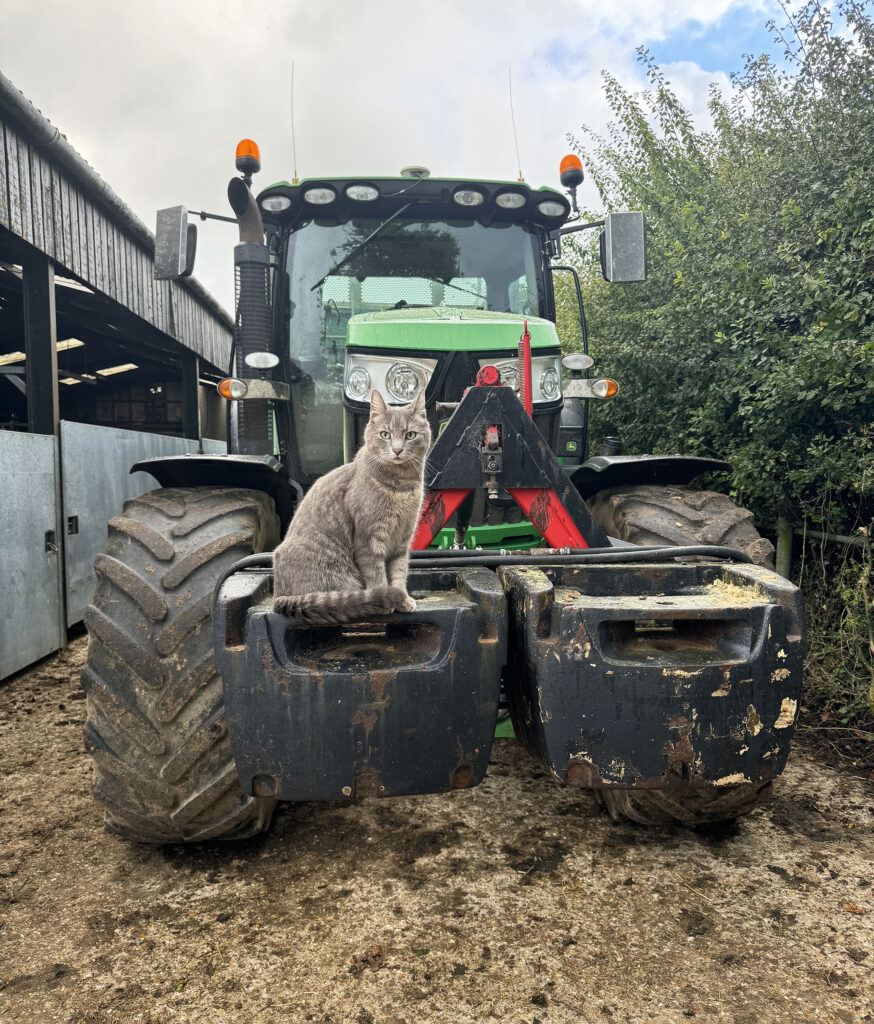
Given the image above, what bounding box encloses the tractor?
[81,142,803,842]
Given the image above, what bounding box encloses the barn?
[0,70,233,678]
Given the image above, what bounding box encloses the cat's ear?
[369,390,387,419]
[412,390,426,415]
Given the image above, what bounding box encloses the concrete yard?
[1,636,872,1024]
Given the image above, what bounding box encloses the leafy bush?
[562,0,874,721]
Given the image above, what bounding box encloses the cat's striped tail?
[272,585,407,624]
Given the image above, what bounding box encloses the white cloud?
[1,0,754,311]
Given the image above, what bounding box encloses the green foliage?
[566,1,874,720]
[803,529,874,728]
[568,0,874,530]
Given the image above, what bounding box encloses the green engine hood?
[346,307,559,352]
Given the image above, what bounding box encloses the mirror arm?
[189,209,239,225]
[557,218,605,238]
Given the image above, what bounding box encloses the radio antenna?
[508,66,524,183]
[291,60,299,184]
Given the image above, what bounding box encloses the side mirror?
[599,212,646,283]
[154,206,197,280]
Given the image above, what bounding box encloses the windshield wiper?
[310,203,413,291]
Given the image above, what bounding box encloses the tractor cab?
[255,173,572,490]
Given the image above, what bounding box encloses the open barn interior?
[0,242,226,439]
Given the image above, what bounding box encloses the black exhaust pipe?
[227,178,272,455]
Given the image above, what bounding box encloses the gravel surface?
[1,635,872,1024]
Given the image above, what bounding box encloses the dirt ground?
[1,636,872,1024]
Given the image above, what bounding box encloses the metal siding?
[59,420,202,625]
[0,431,64,679]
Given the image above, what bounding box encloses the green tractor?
[81,144,802,842]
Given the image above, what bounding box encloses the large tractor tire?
[587,483,775,825]
[82,486,281,843]
[595,773,774,827]
[588,484,774,568]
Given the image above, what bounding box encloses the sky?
[1,0,779,313]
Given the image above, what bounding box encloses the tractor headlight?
[540,366,560,400]
[346,365,372,399]
[345,184,379,202]
[495,191,527,209]
[386,361,425,402]
[537,200,567,218]
[344,354,437,403]
[303,187,336,205]
[260,195,292,213]
[533,357,562,401]
[453,188,485,207]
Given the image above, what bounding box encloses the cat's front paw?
[396,593,417,613]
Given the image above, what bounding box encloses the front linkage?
[214,371,804,823]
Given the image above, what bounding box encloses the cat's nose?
[393,448,403,456]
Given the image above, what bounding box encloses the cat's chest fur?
[348,472,422,548]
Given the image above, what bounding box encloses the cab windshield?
[284,217,544,478]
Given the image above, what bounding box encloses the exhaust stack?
[227,173,272,455]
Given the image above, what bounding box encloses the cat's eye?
[379,430,390,439]
[405,430,417,439]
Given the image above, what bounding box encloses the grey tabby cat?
[272,389,430,623]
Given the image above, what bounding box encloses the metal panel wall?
[0,431,64,678]
[59,421,229,625]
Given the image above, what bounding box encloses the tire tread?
[83,486,280,843]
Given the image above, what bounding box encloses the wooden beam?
[22,248,58,435]
[181,349,200,441]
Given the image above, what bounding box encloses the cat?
[272,389,430,624]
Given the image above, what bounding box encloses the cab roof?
[255,175,570,232]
